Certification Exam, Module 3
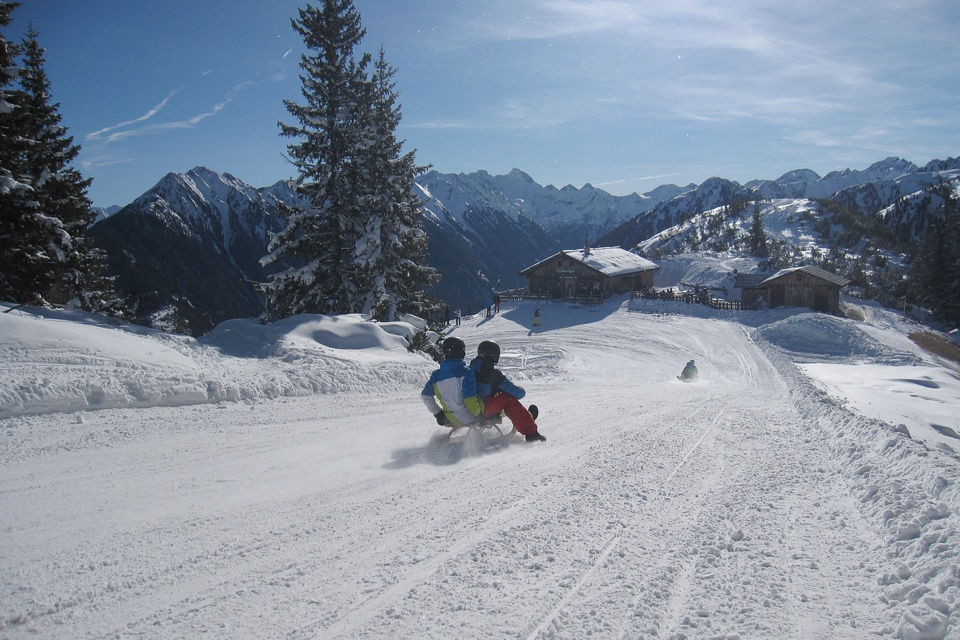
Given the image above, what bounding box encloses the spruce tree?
[747,204,769,258]
[19,28,112,308]
[0,19,113,309]
[263,0,370,319]
[0,1,28,302]
[264,1,436,323]
[353,49,437,321]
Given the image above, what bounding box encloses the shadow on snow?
[384,430,518,469]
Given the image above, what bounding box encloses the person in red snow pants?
[469,340,546,442]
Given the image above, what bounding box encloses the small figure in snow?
[678,359,698,382]
[455,308,461,326]
[494,294,501,313]
[533,304,540,327]
[485,299,493,317]
[470,340,545,442]
[421,337,483,428]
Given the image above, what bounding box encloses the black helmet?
[441,337,466,360]
[477,340,500,364]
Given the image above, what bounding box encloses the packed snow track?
[1,298,958,639]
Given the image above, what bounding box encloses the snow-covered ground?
[1,296,959,639]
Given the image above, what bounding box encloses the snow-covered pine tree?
[262,0,371,320]
[0,17,113,310]
[0,1,29,303]
[747,204,769,258]
[15,28,114,310]
[352,49,437,322]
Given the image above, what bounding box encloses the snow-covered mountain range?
[598,157,960,250]
[90,156,959,335]
[415,168,687,249]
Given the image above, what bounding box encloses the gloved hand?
[434,410,449,426]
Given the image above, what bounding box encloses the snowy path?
[1,300,957,639]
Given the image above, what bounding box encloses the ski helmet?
[477,340,500,364]
[441,337,466,360]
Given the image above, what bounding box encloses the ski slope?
[1,298,959,639]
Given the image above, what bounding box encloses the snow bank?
[653,253,761,292]
[755,316,960,640]
[0,305,431,419]
[755,312,922,364]
[209,314,414,355]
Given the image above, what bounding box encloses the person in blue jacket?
[679,359,698,382]
[421,337,483,427]
[469,340,545,442]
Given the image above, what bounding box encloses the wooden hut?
[520,246,659,301]
[759,265,850,314]
[733,272,769,309]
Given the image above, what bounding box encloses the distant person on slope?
[421,337,483,428]
[470,340,546,442]
[678,359,698,382]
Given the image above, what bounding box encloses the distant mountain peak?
[187,165,219,178]
[865,156,918,176]
[506,167,535,183]
[775,168,821,184]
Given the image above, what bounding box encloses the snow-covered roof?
[521,246,659,277]
[733,273,768,289]
[759,264,851,288]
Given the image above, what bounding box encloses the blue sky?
[10,0,960,208]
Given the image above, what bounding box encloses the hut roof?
[521,247,659,278]
[759,265,851,288]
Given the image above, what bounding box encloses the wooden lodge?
[758,265,850,314]
[733,272,769,309]
[519,246,659,301]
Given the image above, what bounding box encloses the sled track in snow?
[665,402,727,482]
[523,535,621,640]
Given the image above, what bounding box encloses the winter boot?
[525,432,546,443]
[528,404,539,420]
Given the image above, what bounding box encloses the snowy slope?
[637,197,844,271]
[1,298,959,639]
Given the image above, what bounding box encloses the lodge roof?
[520,246,659,278]
[733,273,768,289]
[759,264,851,288]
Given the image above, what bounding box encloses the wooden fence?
[634,288,760,311]
[499,287,760,311]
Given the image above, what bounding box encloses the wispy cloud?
[407,95,599,132]
[85,89,181,142]
[436,0,951,135]
[596,172,682,189]
[86,82,256,144]
[405,119,482,130]
[270,49,296,82]
[80,154,133,170]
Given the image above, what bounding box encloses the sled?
[445,413,517,444]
